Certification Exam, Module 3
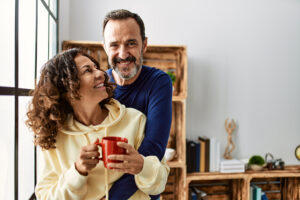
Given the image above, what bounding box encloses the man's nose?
[118,46,129,59]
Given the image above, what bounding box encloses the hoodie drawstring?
[105,127,109,200]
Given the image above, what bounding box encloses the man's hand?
[107,142,144,175]
[75,140,100,176]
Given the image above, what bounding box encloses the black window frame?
[0,0,59,199]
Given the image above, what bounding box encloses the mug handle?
[94,140,103,161]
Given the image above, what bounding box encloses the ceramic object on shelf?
[165,148,176,161]
[249,164,264,171]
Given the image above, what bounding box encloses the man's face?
[103,18,147,80]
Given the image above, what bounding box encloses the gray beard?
[110,53,143,80]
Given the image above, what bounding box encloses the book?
[191,186,207,199]
[220,168,245,173]
[220,159,245,173]
[198,136,210,172]
[209,137,221,172]
[195,141,201,172]
[199,139,205,172]
[186,139,197,173]
[251,184,262,200]
[261,192,268,200]
[189,190,197,200]
[215,140,221,171]
[250,185,253,200]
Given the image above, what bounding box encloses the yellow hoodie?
[35,99,170,200]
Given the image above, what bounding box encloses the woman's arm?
[134,156,170,195]
[35,150,88,200]
[36,142,100,200]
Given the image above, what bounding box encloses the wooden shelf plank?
[187,168,300,182]
[172,96,186,102]
[167,160,185,168]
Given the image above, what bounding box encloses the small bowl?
[249,164,264,171]
[165,148,176,161]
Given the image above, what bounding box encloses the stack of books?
[250,184,269,200]
[220,159,245,173]
[186,137,221,173]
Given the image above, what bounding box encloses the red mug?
[95,136,128,168]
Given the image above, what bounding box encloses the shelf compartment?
[167,100,186,165]
[161,167,186,200]
[188,179,245,200]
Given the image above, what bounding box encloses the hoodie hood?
[60,99,125,136]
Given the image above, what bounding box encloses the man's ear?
[102,40,108,53]
[142,37,148,54]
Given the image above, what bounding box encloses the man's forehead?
[103,18,142,41]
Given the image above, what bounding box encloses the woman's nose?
[94,69,104,79]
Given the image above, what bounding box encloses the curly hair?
[26,48,115,150]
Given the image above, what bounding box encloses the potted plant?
[166,71,176,93]
[248,155,265,171]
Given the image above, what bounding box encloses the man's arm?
[108,74,173,199]
[138,73,173,159]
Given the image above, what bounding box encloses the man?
[102,9,173,199]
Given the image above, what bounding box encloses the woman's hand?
[75,139,100,176]
[107,142,144,175]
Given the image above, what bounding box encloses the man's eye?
[110,44,118,48]
[128,42,136,47]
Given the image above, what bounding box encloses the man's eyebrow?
[109,41,118,45]
[127,39,137,43]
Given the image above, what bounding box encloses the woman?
[26,48,169,200]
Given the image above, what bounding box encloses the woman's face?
[73,54,108,104]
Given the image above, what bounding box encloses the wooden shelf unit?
[186,166,300,200]
[62,41,188,200]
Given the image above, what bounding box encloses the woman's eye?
[84,68,92,73]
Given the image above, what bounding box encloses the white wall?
[59,0,300,164]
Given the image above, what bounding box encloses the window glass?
[19,0,36,89]
[37,0,49,83]
[0,1,15,87]
[18,97,35,199]
[0,96,15,200]
[50,0,57,18]
[49,16,57,59]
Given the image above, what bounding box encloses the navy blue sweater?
[107,65,172,199]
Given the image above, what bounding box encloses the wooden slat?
[205,194,229,200]
[265,192,281,199]
[143,52,178,60]
[143,60,177,70]
[160,193,175,200]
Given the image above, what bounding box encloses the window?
[0,0,58,199]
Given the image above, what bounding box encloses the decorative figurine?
[224,118,236,160]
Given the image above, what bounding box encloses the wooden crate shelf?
[62,41,188,200]
[186,166,300,200]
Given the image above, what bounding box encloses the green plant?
[248,155,265,166]
[166,71,176,84]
